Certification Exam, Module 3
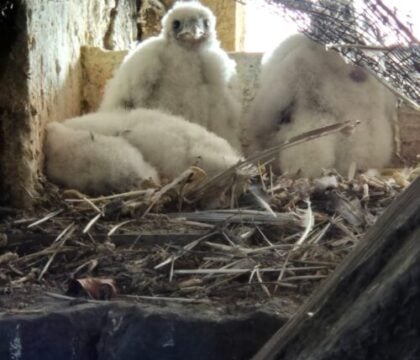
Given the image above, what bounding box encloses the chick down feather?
[63,108,242,180]
[248,34,397,177]
[44,122,159,195]
[99,2,241,149]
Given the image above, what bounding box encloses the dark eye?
[173,20,181,31]
[203,19,209,28]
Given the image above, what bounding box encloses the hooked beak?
[177,24,206,43]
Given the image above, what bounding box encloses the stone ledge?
[0,298,289,360]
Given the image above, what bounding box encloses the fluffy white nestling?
[248,34,397,177]
[63,108,242,180]
[44,122,159,195]
[99,1,241,149]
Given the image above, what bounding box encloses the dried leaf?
[66,277,118,300]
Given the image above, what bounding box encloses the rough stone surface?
[0,1,34,207]
[0,0,137,207]
[81,47,128,113]
[397,106,420,165]
[0,304,107,360]
[230,53,262,117]
[27,0,136,125]
[202,0,246,52]
[0,300,288,360]
[137,0,169,40]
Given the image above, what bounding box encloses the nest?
[0,122,417,308]
[1,0,419,308]
[258,0,419,109]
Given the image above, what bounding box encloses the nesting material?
[1,160,415,308]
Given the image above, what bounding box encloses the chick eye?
[173,20,181,31]
[203,19,209,28]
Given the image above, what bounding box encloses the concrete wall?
[398,106,420,165]
[27,1,136,125]
[201,0,246,51]
[0,0,137,207]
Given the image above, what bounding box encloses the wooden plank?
[252,176,420,360]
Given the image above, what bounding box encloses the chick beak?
[177,23,205,43]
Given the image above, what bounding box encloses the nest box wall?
[0,0,137,208]
[201,0,246,51]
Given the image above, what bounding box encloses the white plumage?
[44,122,159,195]
[248,34,397,177]
[63,108,242,181]
[99,2,241,149]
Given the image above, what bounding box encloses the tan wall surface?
[201,0,245,51]
[397,106,420,165]
[0,0,137,207]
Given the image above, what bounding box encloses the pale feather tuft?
[63,108,242,181]
[248,34,397,177]
[44,122,159,195]
[99,2,241,150]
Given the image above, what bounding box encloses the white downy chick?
[63,108,242,180]
[44,122,159,195]
[99,2,241,149]
[248,34,397,177]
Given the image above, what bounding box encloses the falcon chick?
[44,122,159,195]
[63,108,242,180]
[247,34,397,177]
[99,1,241,149]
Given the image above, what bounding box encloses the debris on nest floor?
[0,164,417,312]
